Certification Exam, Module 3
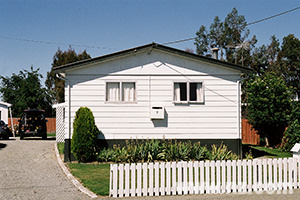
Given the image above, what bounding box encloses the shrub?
[71,107,98,163]
[280,101,300,152]
[207,143,238,160]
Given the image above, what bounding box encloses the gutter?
[56,74,72,162]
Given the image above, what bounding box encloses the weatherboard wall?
[64,49,241,140]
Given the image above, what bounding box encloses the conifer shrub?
[71,107,98,163]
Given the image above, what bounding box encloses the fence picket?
[131,164,136,196]
[253,159,257,191]
[143,163,148,196]
[216,160,220,193]
[247,160,252,192]
[183,162,188,194]
[263,159,267,191]
[199,161,205,194]
[137,163,142,196]
[288,158,293,189]
[226,160,231,193]
[112,164,118,197]
[258,159,262,191]
[232,160,237,193]
[242,160,247,192]
[221,160,226,193]
[283,158,288,190]
[178,162,182,195]
[278,158,283,190]
[160,162,165,195]
[166,162,171,195]
[119,164,124,197]
[154,162,159,196]
[237,160,242,192]
[211,161,215,194]
[205,161,210,194]
[148,163,154,196]
[194,161,199,194]
[124,164,130,197]
[171,162,177,195]
[188,161,194,194]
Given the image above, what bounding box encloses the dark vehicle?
[18,109,47,140]
[0,120,13,140]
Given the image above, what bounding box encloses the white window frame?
[173,81,204,104]
[105,81,137,103]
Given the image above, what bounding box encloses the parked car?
[18,109,47,140]
[0,120,13,140]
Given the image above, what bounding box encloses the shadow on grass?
[243,143,291,158]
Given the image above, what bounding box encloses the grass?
[68,163,110,196]
[47,132,56,137]
[57,142,64,154]
[243,144,292,158]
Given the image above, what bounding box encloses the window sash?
[174,82,203,103]
[106,82,136,102]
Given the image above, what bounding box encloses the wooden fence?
[242,118,260,145]
[8,118,56,133]
[110,156,299,197]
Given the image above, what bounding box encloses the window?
[106,82,136,102]
[174,82,203,103]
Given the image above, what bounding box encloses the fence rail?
[110,156,300,197]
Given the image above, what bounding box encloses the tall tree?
[278,34,300,96]
[0,67,53,117]
[46,47,91,103]
[194,7,256,66]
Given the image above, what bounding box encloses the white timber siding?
[64,49,241,140]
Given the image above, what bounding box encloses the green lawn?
[243,144,292,158]
[68,163,110,196]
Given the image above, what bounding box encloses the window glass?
[174,82,203,103]
[122,82,135,102]
[106,82,120,101]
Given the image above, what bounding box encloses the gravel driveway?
[0,137,90,200]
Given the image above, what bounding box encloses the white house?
[0,101,12,123]
[53,43,252,160]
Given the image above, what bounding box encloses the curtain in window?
[122,83,135,102]
[174,83,180,101]
[106,82,120,101]
[196,83,203,102]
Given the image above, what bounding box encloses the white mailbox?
[151,106,164,119]
[291,143,300,157]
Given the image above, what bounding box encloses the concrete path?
[0,137,90,200]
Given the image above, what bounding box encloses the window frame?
[105,81,137,103]
[173,81,204,104]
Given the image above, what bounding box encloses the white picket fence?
[110,156,300,197]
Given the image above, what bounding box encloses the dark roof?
[53,43,252,74]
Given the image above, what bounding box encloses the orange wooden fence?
[8,118,56,133]
[242,118,260,145]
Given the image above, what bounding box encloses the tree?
[194,7,256,66]
[245,73,294,147]
[46,47,91,103]
[71,107,98,162]
[0,67,53,117]
[278,34,300,97]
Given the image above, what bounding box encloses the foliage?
[207,143,238,161]
[46,47,91,103]
[245,73,294,147]
[0,67,54,117]
[194,7,256,66]
[97,139,238,163]
[71,107,98,163]
[280,101,300,152]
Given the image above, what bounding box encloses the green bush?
[71,107,98,163]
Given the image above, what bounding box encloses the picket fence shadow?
[110,156,300,197]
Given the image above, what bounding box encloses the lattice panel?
[55,106,65,143]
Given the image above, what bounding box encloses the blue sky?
[0,0,299,85]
